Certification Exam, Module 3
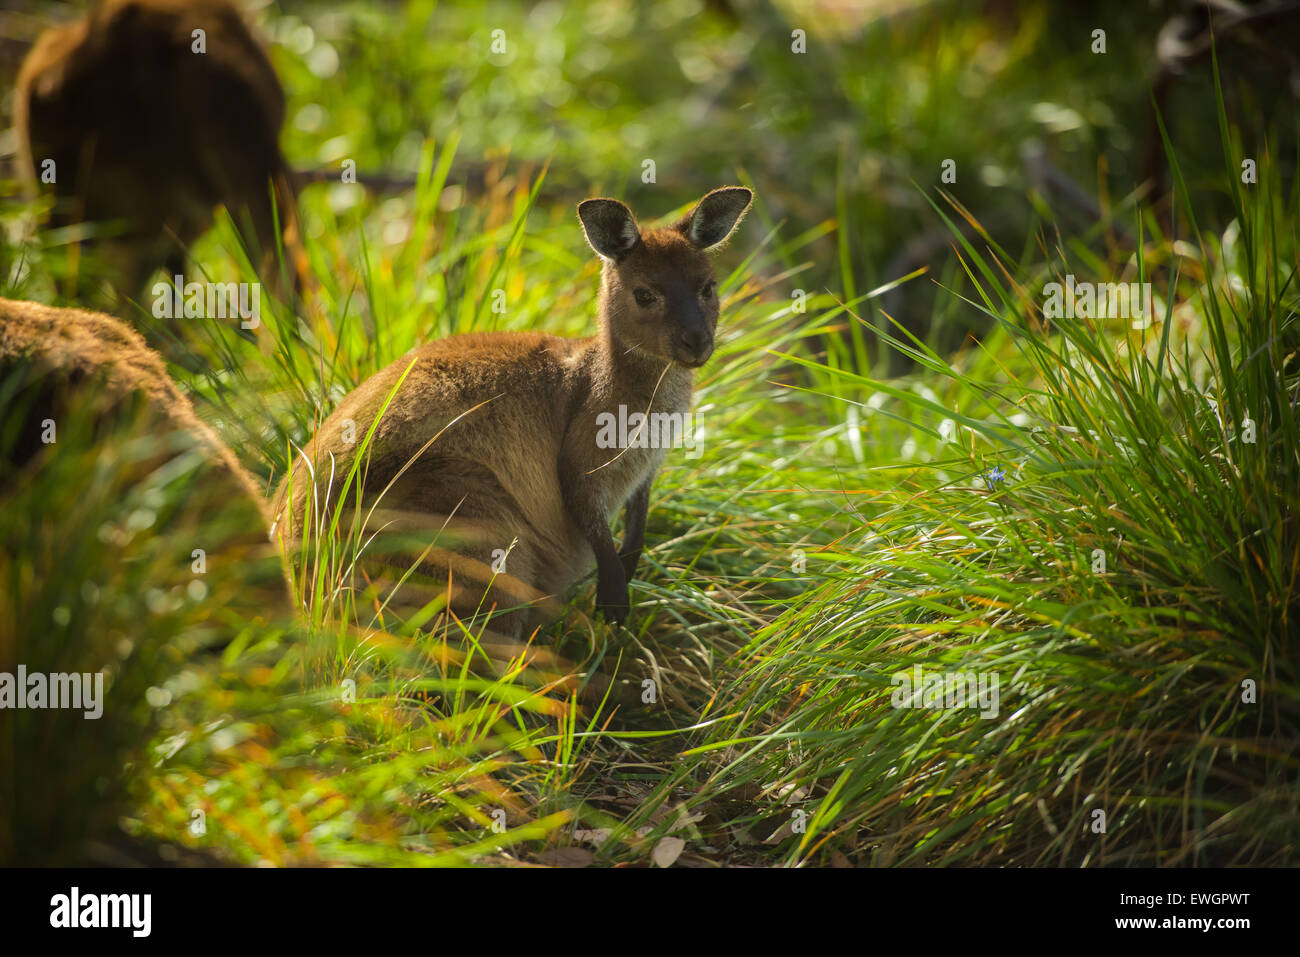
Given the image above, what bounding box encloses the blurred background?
[4,0,1295,364]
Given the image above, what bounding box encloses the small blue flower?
[983,467,1007,491]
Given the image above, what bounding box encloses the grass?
[1,0,1296,867]
[670,143,1299,866]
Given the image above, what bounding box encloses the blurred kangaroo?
[274,187,752,639]
[13,0,304,306]
[0,296,294,865]
[0,296,292,606]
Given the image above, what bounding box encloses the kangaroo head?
[579,186,752,369]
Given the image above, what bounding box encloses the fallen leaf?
[652,836,686,868]
[537,847,595,868]
[572,827,612,846]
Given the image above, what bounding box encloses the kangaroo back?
[0,295,291,605]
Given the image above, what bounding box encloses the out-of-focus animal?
[0,294,293,865]
[0,294,290,600]
[13,0,305,305]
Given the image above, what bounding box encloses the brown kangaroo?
[13,0,303,305]
[0,296,292,606]
[274,186,752,638]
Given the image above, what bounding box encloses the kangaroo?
[13,0,304,305]
[0,296,292,608]
[274,186,752,637]
[0,296,292,864]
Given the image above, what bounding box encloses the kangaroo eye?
[633,288,655,307]
[701,280,717,299]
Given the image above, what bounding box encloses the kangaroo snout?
[674,324,713,367]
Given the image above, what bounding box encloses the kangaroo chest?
[589,392,692,512]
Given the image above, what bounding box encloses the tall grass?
[659,81,1298,866]
[0,374,290,864]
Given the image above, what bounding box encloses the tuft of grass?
[0,375,290,864]
[658,74,1299,866]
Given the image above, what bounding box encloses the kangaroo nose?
[678,328,707,354]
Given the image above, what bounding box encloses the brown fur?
[274,187,753,639]
[0,295,290,605]
[13,0,302,304]
[1,296,260,502]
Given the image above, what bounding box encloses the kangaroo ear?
[679,186,753,250]
[578,198,641,262]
